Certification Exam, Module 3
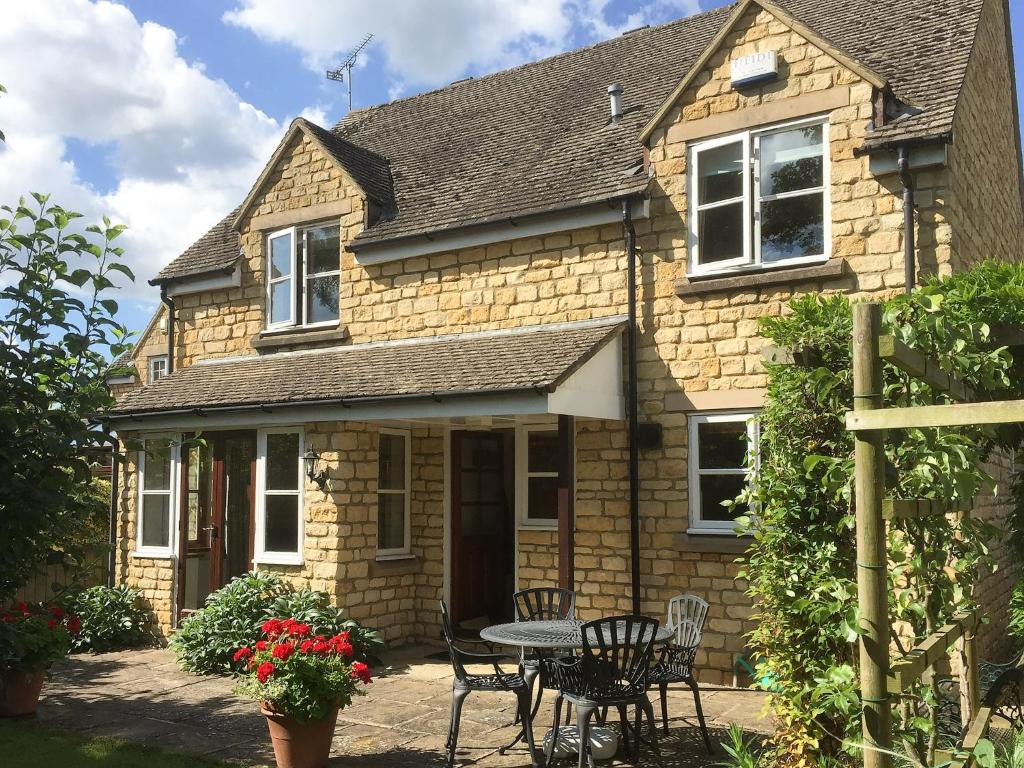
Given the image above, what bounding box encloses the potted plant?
[0,601,80,716]
[235,618,372,768]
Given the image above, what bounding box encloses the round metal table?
[480,619,673,648]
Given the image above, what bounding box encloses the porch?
[33,646,770,766]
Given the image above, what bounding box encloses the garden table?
[479,619,672,762]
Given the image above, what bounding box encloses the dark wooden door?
[214,433,256,586]
[450,431,511,626]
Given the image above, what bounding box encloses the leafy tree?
[0,193,133,600]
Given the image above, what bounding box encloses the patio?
[30,646,770,767]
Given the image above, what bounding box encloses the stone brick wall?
[948,0,1024,269]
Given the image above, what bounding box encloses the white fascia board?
[352,198,650,266]
[105,375,136,385]
[547,334,625,420]
[166,265,242,297]
[868,144,948,176]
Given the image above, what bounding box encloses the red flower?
[312,639,330,655]
[256,661,275,683]
[51,606,64,620]
[271,643,294,661]
[261,619,283,639]
[47,619,58,630]
[67,616,81,635]
[289,622,311,638]
[350,662,372,685]
[299,639,315,654]
[233,648,252,663]
[255,640,268,651]
[328,634,353,657]
[17,601,28,615]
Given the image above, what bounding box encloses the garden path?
[34,646,769,767]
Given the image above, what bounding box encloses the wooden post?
[854,303,893,768]
[557,414,575,591]
[961,628,981,727]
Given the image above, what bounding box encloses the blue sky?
[1,0,1022,339]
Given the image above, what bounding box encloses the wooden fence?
[11,559,108,604]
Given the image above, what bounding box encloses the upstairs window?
[266,223,341,329]
[689,118,829,275]
[148,355,168,382]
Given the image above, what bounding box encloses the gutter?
[622,200,642,616]
[103,384,559,423]
[897,145,916,293]
[159,286,176,374]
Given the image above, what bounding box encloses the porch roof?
[106,317,627,426]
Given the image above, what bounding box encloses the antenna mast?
[326,33,374,111]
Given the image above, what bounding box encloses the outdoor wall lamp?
[303,447,329,491]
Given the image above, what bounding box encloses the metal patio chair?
[514,587,577,715]
[647,593,712,752]
[439,600,540,768]
[547,615,662,768]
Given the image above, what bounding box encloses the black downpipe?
[897,146,916,293]
[160,286,175,374]
[106,439,119,588]
[623,200,641,617]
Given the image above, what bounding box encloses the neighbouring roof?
[156,0,986,280]
[153,208,241,284]
[107,318,626,417]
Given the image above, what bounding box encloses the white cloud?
[223,0,704,93]
[0,0,284,320]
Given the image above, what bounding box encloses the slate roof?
[152,209,241,283]
[107,318,626,416]
[155,0,987,278]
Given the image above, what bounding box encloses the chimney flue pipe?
[608,84,623,122]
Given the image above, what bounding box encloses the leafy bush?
[0,602,80,672]
[1009,582,1024,646]
[171,572,382,675]
[67,586,150,653]
[716,724,762,768]
[234,618,371,721]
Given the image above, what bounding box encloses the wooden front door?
[177,432,256,621]
[450,431,513,626]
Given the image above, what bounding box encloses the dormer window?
[266,223,341,329]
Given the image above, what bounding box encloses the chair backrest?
[439,600,468,683]
[578,615,658,699]
[667,594,709,649]
[513,588,576,622]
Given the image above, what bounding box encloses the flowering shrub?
[0,601,80,673]
[234,617,372,721]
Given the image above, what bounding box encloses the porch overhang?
[104,317,626,431]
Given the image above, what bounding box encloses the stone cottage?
[106,0,1023,682]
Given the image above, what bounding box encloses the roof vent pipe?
[608,84,623,122]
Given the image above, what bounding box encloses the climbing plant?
[738,261,1024,768]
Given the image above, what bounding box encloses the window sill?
[130,549,174,560]
[252,323,349,351]
[254,555,304,567]
[676,258,846,298]
[675,531,751,554]
[518,521,559,532]
[369,553,419,578]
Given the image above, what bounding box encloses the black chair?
[513,587,577,717]
[647,594,712,752]
[439,600,540,768]
[547,615,661,768]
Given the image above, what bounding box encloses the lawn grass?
[0,719,242,767]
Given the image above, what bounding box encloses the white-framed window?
[135,436,178,558]
[265,222,341,330]
[377,428,411,557]
[148,355,168,382]
[689,117,830,276]
[516,424,560,529]
[687,412,759,533]
[255,427,304,565]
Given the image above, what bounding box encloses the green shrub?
[68,585,150,653]
[1010,582,1024,646]
[170,571,382,675]
[716,724,762,768]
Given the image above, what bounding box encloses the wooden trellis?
[846,303,1022,768]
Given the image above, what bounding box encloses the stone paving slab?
[21,646,770,767]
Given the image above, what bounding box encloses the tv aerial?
[326,33,374,111]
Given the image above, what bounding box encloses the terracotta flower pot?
[261,703,340,768]
[0,669,45,717]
